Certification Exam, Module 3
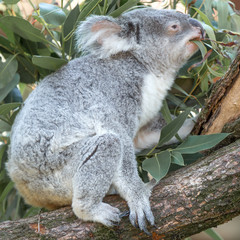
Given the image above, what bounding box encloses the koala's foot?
[128,193,154,235]
[72,202,121,226]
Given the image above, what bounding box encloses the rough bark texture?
[1,139,240,240]
[192,49,240,136]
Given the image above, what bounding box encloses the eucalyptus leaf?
[39,3,66,26]
[0,74,20,102]
[0,16,47,43]
[201,22,217,48]
[32,56,67,71]
[3,0,19,3]
[4,87,23,103]
[0,55,18,89]
[0,22,15,44]
[171,151,184,166]
[204,228,223,240]
[166,93,187,109]
[0,120,11,132]
[0,36,13,53]
[175,133,230,154]
[142,151,171,182]
[192,7,216,30]
[77,0,103,22]
[158,108,191,146]
[0,144,7,166]
[216,0,231,30]
[110,0,139,17]
[191,40,207,59]
[160,99,172,124]
[17,56,37,84]
[207,65,224,77]
[0,102,21,116]
[0,181,14,204]
[63,4,80,56]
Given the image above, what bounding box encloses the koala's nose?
[189,18,205,39]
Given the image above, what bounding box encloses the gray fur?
[7,8,203,231]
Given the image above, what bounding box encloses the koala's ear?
[75,15,135,58]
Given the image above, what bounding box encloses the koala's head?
[76,8,204,72]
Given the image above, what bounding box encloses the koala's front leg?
[72,133,122,226]
[113,136,155,233]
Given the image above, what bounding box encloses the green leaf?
[3,0,19,3]
[0,181,14,205]
[0,144,7,166]
[231,13,240,32]
[0,16,47,43]
[142,151,171,182]
[63,4,80,56]
[191,40,207,59]
[175,133,230,154]
[17,56,37,84]
[0,120,11,132]
[160,99,172,124]
[207,65,224,77]
[171,151,184,166]
[32,56,67,71]
[158,108,192,146]
[201,22,217,48]
[77,0,103,22]
[0,73,20,102]
[0,102,21,116]
[0,36,13,52]
[39,3,66,26]
[110,0,139,17]
[204,228,223,240]
[192,7,216,30]
[216,0,231,30]
[0,55,18,89]
[166,93,187,109]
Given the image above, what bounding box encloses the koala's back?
[8,53,146,181]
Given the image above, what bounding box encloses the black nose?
[189,18,205,38]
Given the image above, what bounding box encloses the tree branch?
[1,139,240,240]
[192,48,240,136]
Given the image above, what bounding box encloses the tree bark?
[192,49,240,136]
[1,139,240,240]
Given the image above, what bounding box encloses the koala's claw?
[128,198,155,235]
[119,210,130,218]
[142,227,152,236]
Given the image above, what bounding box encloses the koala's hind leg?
[72,133,121,226]
[112,136,154,233]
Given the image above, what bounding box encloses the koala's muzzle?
[189,18,205,39]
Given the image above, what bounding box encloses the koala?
[7,8,204,233]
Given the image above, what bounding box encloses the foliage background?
[0,0,239,239]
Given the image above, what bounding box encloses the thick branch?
[1,140,240,240]
[192,49,240,135]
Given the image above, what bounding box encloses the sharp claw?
[142,226,151,236]
[111,222,120,226]
[130,218,138,228]
[152,224,158,229]
[119,210,130,218]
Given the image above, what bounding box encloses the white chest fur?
[139,72,175,128]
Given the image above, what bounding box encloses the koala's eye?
[167,24,181,34]
[171,24,178,29]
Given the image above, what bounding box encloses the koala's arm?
[134,113,197,152]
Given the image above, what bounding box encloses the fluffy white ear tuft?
[75,15,134,58]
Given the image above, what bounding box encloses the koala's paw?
[92,202,121,226]
[74,202,121,227]
[128,196,154,235]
